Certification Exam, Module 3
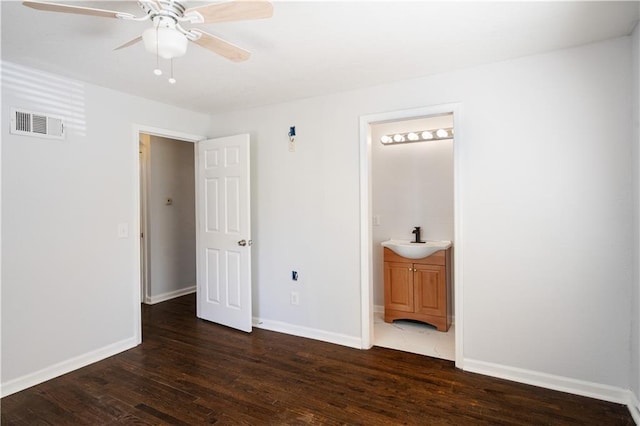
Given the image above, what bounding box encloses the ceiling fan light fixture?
[142,26,188,59]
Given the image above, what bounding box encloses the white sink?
[381,239,451,259]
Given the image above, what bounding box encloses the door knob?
[238,239,247,246]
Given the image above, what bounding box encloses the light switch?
[118,223,129,239]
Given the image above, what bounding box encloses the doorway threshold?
[373,311,454,361]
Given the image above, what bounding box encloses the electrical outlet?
[290,291,299,305]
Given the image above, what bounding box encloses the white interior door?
[196,134,252,332]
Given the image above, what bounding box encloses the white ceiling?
[2,1,638,114]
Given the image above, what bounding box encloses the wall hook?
[288,126,296,142]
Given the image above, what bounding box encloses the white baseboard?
[253,317,361,349]
[145,285,195,305]
[0,336,139,398]
[628,389,640,424]
[464,358,631,406]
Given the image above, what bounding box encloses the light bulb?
[421,131,433,140]
[380,135,393,144]
[168,77,176,84]
[393,134,405,142]
[153,68,162,76]
[407,132,419,141]
[436,129,448,138]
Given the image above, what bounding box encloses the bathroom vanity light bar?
[380,127,454,145]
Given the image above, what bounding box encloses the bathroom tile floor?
[373,311,455,361]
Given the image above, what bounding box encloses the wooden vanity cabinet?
[383,247,451,332]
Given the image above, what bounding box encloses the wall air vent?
[10,108,65,140]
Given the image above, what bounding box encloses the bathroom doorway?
[359,104,463,367]
[371,114,454,360]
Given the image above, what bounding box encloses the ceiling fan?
[22,0,273,63]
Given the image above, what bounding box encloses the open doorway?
[370,114,454,360]
[139,133,197,304]
[359,104,463,368]
[133,125,205,343]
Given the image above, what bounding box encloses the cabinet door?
[414,264,446,317]
[384,261,414,312]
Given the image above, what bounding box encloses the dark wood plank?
[1,294,634,425]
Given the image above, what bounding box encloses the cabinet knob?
[413,268,417,272]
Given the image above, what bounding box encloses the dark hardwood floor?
[1,294,634,425]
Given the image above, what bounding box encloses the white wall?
[631,21,640,407]
[371,116,454,307]
[147,136,196,302]
[1,62,210,394]
[209,36,634,392]
[1,34,636,407]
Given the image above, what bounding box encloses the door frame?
[359,103,464,368]
[139,134,150,303]
[132,124,206,342]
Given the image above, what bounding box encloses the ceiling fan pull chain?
[153,24,162,76]
[169,59,176,84]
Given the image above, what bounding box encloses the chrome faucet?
[411,226,422,243]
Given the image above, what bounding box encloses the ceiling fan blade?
[191,29,250,62]
[23,1,133,19]
[185,0,273,24]
[114,36,143,51]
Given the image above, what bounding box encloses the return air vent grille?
[10,108,65,139]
